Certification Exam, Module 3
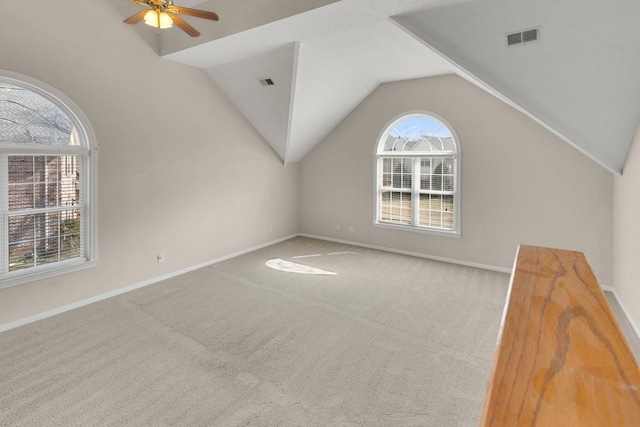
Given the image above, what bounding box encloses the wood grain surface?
[479,245,640,426]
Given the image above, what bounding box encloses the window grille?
[375,113,460,234]
[0,74,96,288]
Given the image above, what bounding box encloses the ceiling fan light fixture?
[143,10,173,29]
[123,1,218,37]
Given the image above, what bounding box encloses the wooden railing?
[479,245,640,426]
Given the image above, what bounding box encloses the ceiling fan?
[123,0,219,37]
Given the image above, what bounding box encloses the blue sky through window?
[389,115,451,141]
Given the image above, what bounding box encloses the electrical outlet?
[349,226,354,233]
[157,254,165,264]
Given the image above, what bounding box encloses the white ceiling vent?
[507,28,539,46]
[259,78,275,86]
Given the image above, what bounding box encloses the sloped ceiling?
[161,0,465,164]
[205,43,299,161]
[393,0,640,174]
[126,0,640,172]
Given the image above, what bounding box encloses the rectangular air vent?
[507,32,522,46]
[507,28,539,46]
[259,78,275,86]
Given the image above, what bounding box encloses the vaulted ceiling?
[124,0,640,173]
[393,0,640,174]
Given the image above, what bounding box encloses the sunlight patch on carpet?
[265,259,337,275]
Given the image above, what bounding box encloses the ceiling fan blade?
[166,5,219,21]
[123,10,148,24]
[167,12,201,37]
[129,0,152,6]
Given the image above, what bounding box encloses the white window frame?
[0,70,98,289]
[374,112,461,237]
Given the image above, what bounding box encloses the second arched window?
[376,113,460,234]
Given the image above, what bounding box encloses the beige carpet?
[0,237,636,426]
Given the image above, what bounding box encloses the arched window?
[375,112,460,235]
[0,71,97,288]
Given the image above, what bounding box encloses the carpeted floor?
[0,237,637,426]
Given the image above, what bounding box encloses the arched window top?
[378,113,458,155]
[0,82,79,147]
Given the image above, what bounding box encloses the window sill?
[374,221,461,238]
[0,258,98,290]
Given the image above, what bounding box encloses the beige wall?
[614,124,640,331]
[0,1,299,325]
[299,75,613,282]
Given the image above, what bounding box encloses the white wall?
[0,0,299,325]
[614,124,640,331]
[395,0,640,174]
[299,75,613,282]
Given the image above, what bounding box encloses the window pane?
[424,158,455,193]
[402,173,411,189]
[7,210,82,271]
[60,215,82,260]
[34,183,47,209]
[381,156,392,187]
[444,174,455,192]
[390,158,412,189]
[8,242,35,271]
[419,194,454,230]
[8,184,34,210]
[382,158,392,173]
[432,162,443,191]
[420,158,431,190]
[380,191,412,224]
[6,155,83,272]
[8,155,81,211]
[8,214,35,243]
[8,156,34,183]
[36,236,60,266]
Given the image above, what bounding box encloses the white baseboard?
[603,286,640,341]
[298,233,512,274]
[299,235,639,342]
[595,285,640,340]
[0,234,298,334]
[13,232,629,341]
